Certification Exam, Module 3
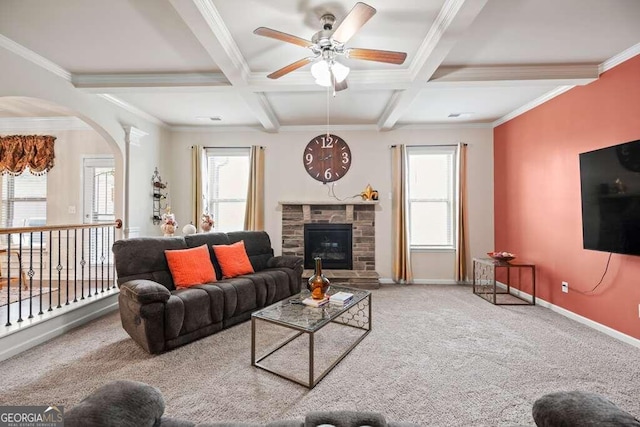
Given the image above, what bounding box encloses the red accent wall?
[494,54,640,339]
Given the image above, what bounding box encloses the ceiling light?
[196,116,222,122]
[448,112,474,118]
[311,59,350,87]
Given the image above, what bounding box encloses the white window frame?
[406,145,458,251]
[0,173,47,229]
[204,147,251,232]
[82,156,116,224]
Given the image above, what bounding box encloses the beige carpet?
[0,284,638,426]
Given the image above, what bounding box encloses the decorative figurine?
[201,213,214,232]
[161,207,177,237]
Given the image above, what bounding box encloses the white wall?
[168,127,494,281]
[0,48,169,237]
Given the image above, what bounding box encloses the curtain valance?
[0,135,56,175]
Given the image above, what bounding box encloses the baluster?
[57,230,62,308]
[65,229,69,305]
[48,231,52,311]
[73,229,78,303]
[38,231,43,315]
[28,232,34,319]
[80,229,86,300]
[5,236,12,326]
[17,234,23,322]
[106,226,111,290]
[94,228,99,296]
[101,226,105,293]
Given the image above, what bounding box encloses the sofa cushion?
[214,277,258,317]
[305,411,388,427]
[243,270,293,306]
[65,380,164,427]
[532,391,640,427]
[113,237,188,291]
[227,231,274,272]
[213,241,255,278]
[172,288,215,334]
[165,244,217,288]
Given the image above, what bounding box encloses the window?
[83,157,115,264]
[205,148,250,232]
[83,157,115,224]
[407,146,457,249]
[1,173,47,229]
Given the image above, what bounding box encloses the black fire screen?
[303,223,353,270]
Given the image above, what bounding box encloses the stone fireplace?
[280,201,379,289]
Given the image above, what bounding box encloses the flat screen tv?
[580,139,640,255]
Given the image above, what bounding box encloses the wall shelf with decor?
[151,167,167,225]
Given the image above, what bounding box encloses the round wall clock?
[303,134,352,183]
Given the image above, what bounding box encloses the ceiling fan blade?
[347,48,407,64]
[330,69,348,94]
[334,78,348,93]
[267,57,313,79]
[331,2,376,44]
[254,27,313,48]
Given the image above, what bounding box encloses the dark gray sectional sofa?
[65,380,420,427]
[112,231,303,354]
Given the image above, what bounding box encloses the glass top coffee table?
[251,285,371,389]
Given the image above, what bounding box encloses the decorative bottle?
[308,257,330,300]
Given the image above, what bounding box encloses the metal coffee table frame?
[251,288,371,389]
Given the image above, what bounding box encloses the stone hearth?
[280,201,379,289]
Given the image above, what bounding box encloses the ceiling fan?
[254,2,407,92]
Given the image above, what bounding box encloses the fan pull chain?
[326,84,330,138]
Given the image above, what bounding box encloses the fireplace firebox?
[303,223,353,270]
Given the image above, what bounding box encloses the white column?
[123,126,148,239]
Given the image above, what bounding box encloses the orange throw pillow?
[212,240,255,279]
[165,244,216,288]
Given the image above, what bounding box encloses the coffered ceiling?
[0,0,639,131]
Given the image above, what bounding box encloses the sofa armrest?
[267,255,303,270]
[120,279,171,304]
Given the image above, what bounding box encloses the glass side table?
[472,258,536,305]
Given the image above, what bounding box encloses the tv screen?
[580,139,640,255]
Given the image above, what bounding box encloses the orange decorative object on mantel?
[308,257,330,299]
[360,184,379,201]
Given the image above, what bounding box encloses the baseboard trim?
[379,278,467,285]
[0,290,119,362]
[496,282,640,349]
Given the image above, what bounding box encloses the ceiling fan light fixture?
[311,59,350,87]
[331,61,350,83]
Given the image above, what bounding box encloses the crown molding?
[0,116,92,132]
[169,122,492,133]
[393,122,493,130]
[599,41,640,74]
[97,94,167,128]
[430,64,599,86]
[0,34,72,82]
[73,72,229,89]
[493,85,574,127]
[123,125,148,146]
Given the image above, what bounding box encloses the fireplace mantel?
[279,200,379,206]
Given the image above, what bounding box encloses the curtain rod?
[389,143,467,148]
